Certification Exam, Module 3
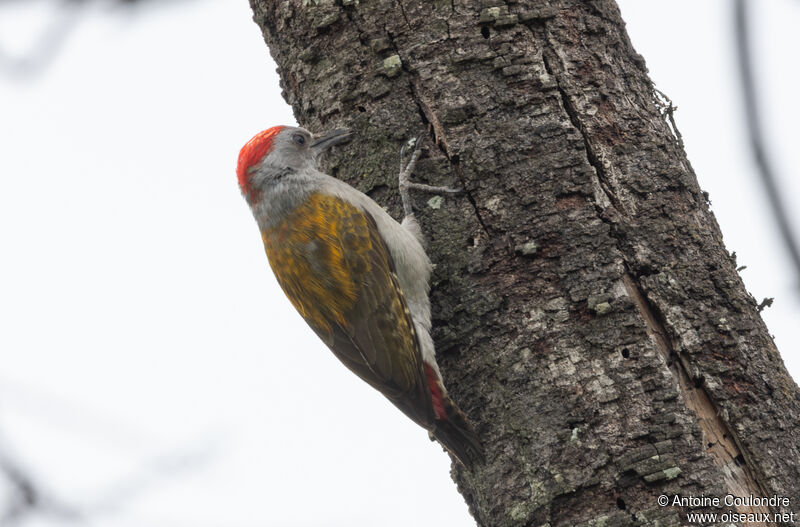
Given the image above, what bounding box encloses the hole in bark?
[357,105,366,113]
[694,375,705,388]
[707,442,713,448]
[735,454,745,465]
[621,348,630,359]
[467,237,476,247]
[416,106,430,126]
[633,263,657,277]
[666,351,679,367]
[481,26,490,39]
[331,167,339,177]
[616,497,626,510]
[366,184,389,201]
[618,469,638,488]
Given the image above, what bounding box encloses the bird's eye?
[293,134,306,146]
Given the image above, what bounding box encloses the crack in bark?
[383,24,491,237]
[527,13,778,519]
[392,0,411,28]
[540,46,626,217]
[408,81,491,237]
[532,17,774,513]
[622,274,773,521]
[340,8,482,235]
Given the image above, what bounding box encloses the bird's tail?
[431,396,485,469]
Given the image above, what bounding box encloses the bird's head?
[236,125,351,201]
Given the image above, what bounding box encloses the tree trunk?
[248,1,800,525]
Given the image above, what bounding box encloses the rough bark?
[249,1,800,525]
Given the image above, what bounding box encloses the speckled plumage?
[238,126,482,467]
[262,192,434,427]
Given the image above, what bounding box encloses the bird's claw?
[399,133,463,218]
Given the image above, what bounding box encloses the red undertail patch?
[425,364,447,420]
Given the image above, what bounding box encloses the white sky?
[0,1,797,526]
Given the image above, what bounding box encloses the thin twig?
[734,0,800,287]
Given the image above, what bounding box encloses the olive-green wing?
[262,192,434,429]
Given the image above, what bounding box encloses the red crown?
[237,126,285,193]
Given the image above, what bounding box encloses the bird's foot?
[399,135,462,218]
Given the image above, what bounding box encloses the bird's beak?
[310,128,352,157]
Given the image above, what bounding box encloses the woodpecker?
[237,125,483,467]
